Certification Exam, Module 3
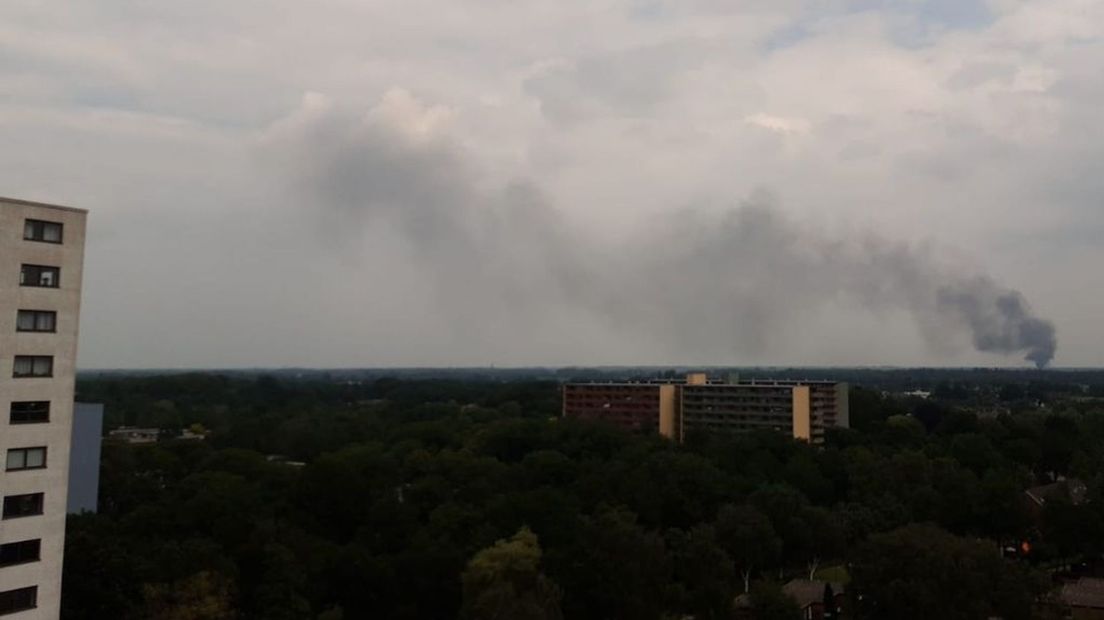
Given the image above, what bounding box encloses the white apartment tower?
[0,198,86,618]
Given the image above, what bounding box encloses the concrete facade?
[563,374,849,443]
[67,404,102,515]
[722,379,849,443]
[562,382,674,433]
[0,197,87,619]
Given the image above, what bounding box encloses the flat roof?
[565,382,674,387]
[687,382,796,386]
[0,195,87,214]
[568,382,803,390]
[567,380,842,388]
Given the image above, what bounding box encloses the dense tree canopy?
[851,524,1043,620]
[63,372,1104,619]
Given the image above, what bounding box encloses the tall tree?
[461,527,563,620]
[666,524,737,620]
[549,507,669,620]
[796,507,844,580]
[715,504,780,593]
[851,523,1043,620]
[143,572,236,620]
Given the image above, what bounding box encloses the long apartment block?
[0,197,87,619]
[562,373,849,443]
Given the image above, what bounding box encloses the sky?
[1,0,1102,369]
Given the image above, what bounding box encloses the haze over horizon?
[3,1,1101,368]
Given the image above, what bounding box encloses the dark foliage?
[63,372,1104,619]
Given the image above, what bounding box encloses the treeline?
[62,376,1104,619]
[74,374,561,443]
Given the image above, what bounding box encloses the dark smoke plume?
[265,94,1058,367]
[937,280,1057,368]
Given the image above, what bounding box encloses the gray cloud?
[2,0,1099,367]
[268,96,1057,367]
[524,41,708,123]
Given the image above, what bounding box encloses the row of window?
[0,221,63,617]
[0,500,46,609]
[685,414,792,423]
[565,402,659,410]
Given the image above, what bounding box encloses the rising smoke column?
[264,92,1058,367]
[937,279,1057,368]
[584,204,1058,368]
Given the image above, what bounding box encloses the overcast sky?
[2,0,1102,369]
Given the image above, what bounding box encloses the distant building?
[0,196,88,618]
[561,382,680,436]
[106,426,209,444]
[1025,478,1088,507]
[1052,578,1104,619]
[107,427,159,444]
[1024,477,1088,521]
[68,403,103,514]
[562,373,849,442]
[733,579,844,620]
[781,579,845,620]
